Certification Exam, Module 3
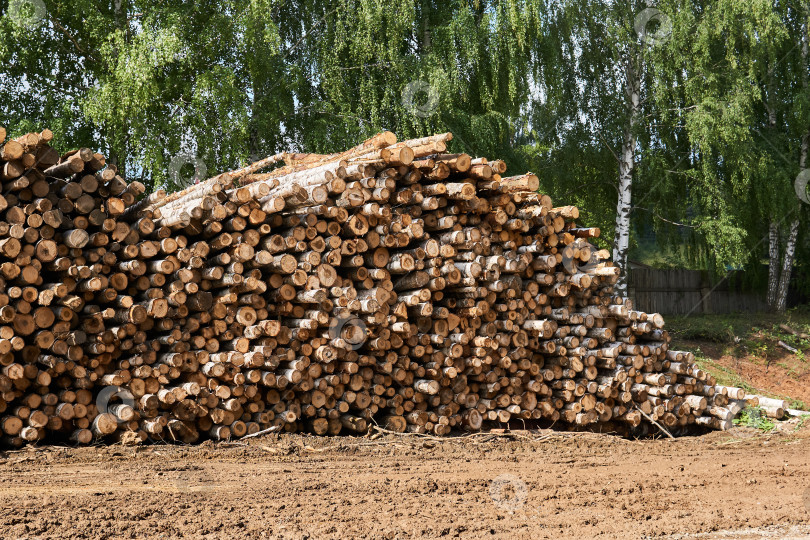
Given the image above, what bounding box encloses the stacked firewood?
[0,127,747,446]
[0,127,151,445]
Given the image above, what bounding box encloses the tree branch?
[48,15,100,63]
[633,206,700,228]
[595,129,619,163]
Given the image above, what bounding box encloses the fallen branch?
[779,324,810,340]
[240,426,282,440]
[634,405,675,439]
[778,340,800,354]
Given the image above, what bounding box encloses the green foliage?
[0,0,806,284]
[658,0,808,274]
[733,407,775,431]
[0,0,540,191]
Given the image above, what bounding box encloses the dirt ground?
[691,341,810,408]
[2,424,810,539]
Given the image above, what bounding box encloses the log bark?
[0,126,733,447]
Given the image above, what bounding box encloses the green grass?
[690,350,758,394]
[665,306,810,346]
[787,398,809,411]
[667,306,810,344]
[666,307,810,367]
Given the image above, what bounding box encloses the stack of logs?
[0,126,149,445]
[0,126,750,446]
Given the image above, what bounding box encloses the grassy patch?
[667,307,810,379]
[688,349,757,393]
[787,398,808,411]
[665,314,746,343]
[665,306,810,348]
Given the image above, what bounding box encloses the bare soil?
[690,340,810,407]
[2,425,810,539]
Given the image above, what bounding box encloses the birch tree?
[525,0,675,295]
[668,0,808,312]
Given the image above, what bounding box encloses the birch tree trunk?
[612,56,641,296]
[766,221,780,308]
[775,219,799,312]
[765,65,782,310]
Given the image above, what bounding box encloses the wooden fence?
[627,268,767,315]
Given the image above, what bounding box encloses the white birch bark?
[775,219,800,313]
[612,56,641,296]
[766,221,780,309]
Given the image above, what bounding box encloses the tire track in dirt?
[1,428,809,539]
